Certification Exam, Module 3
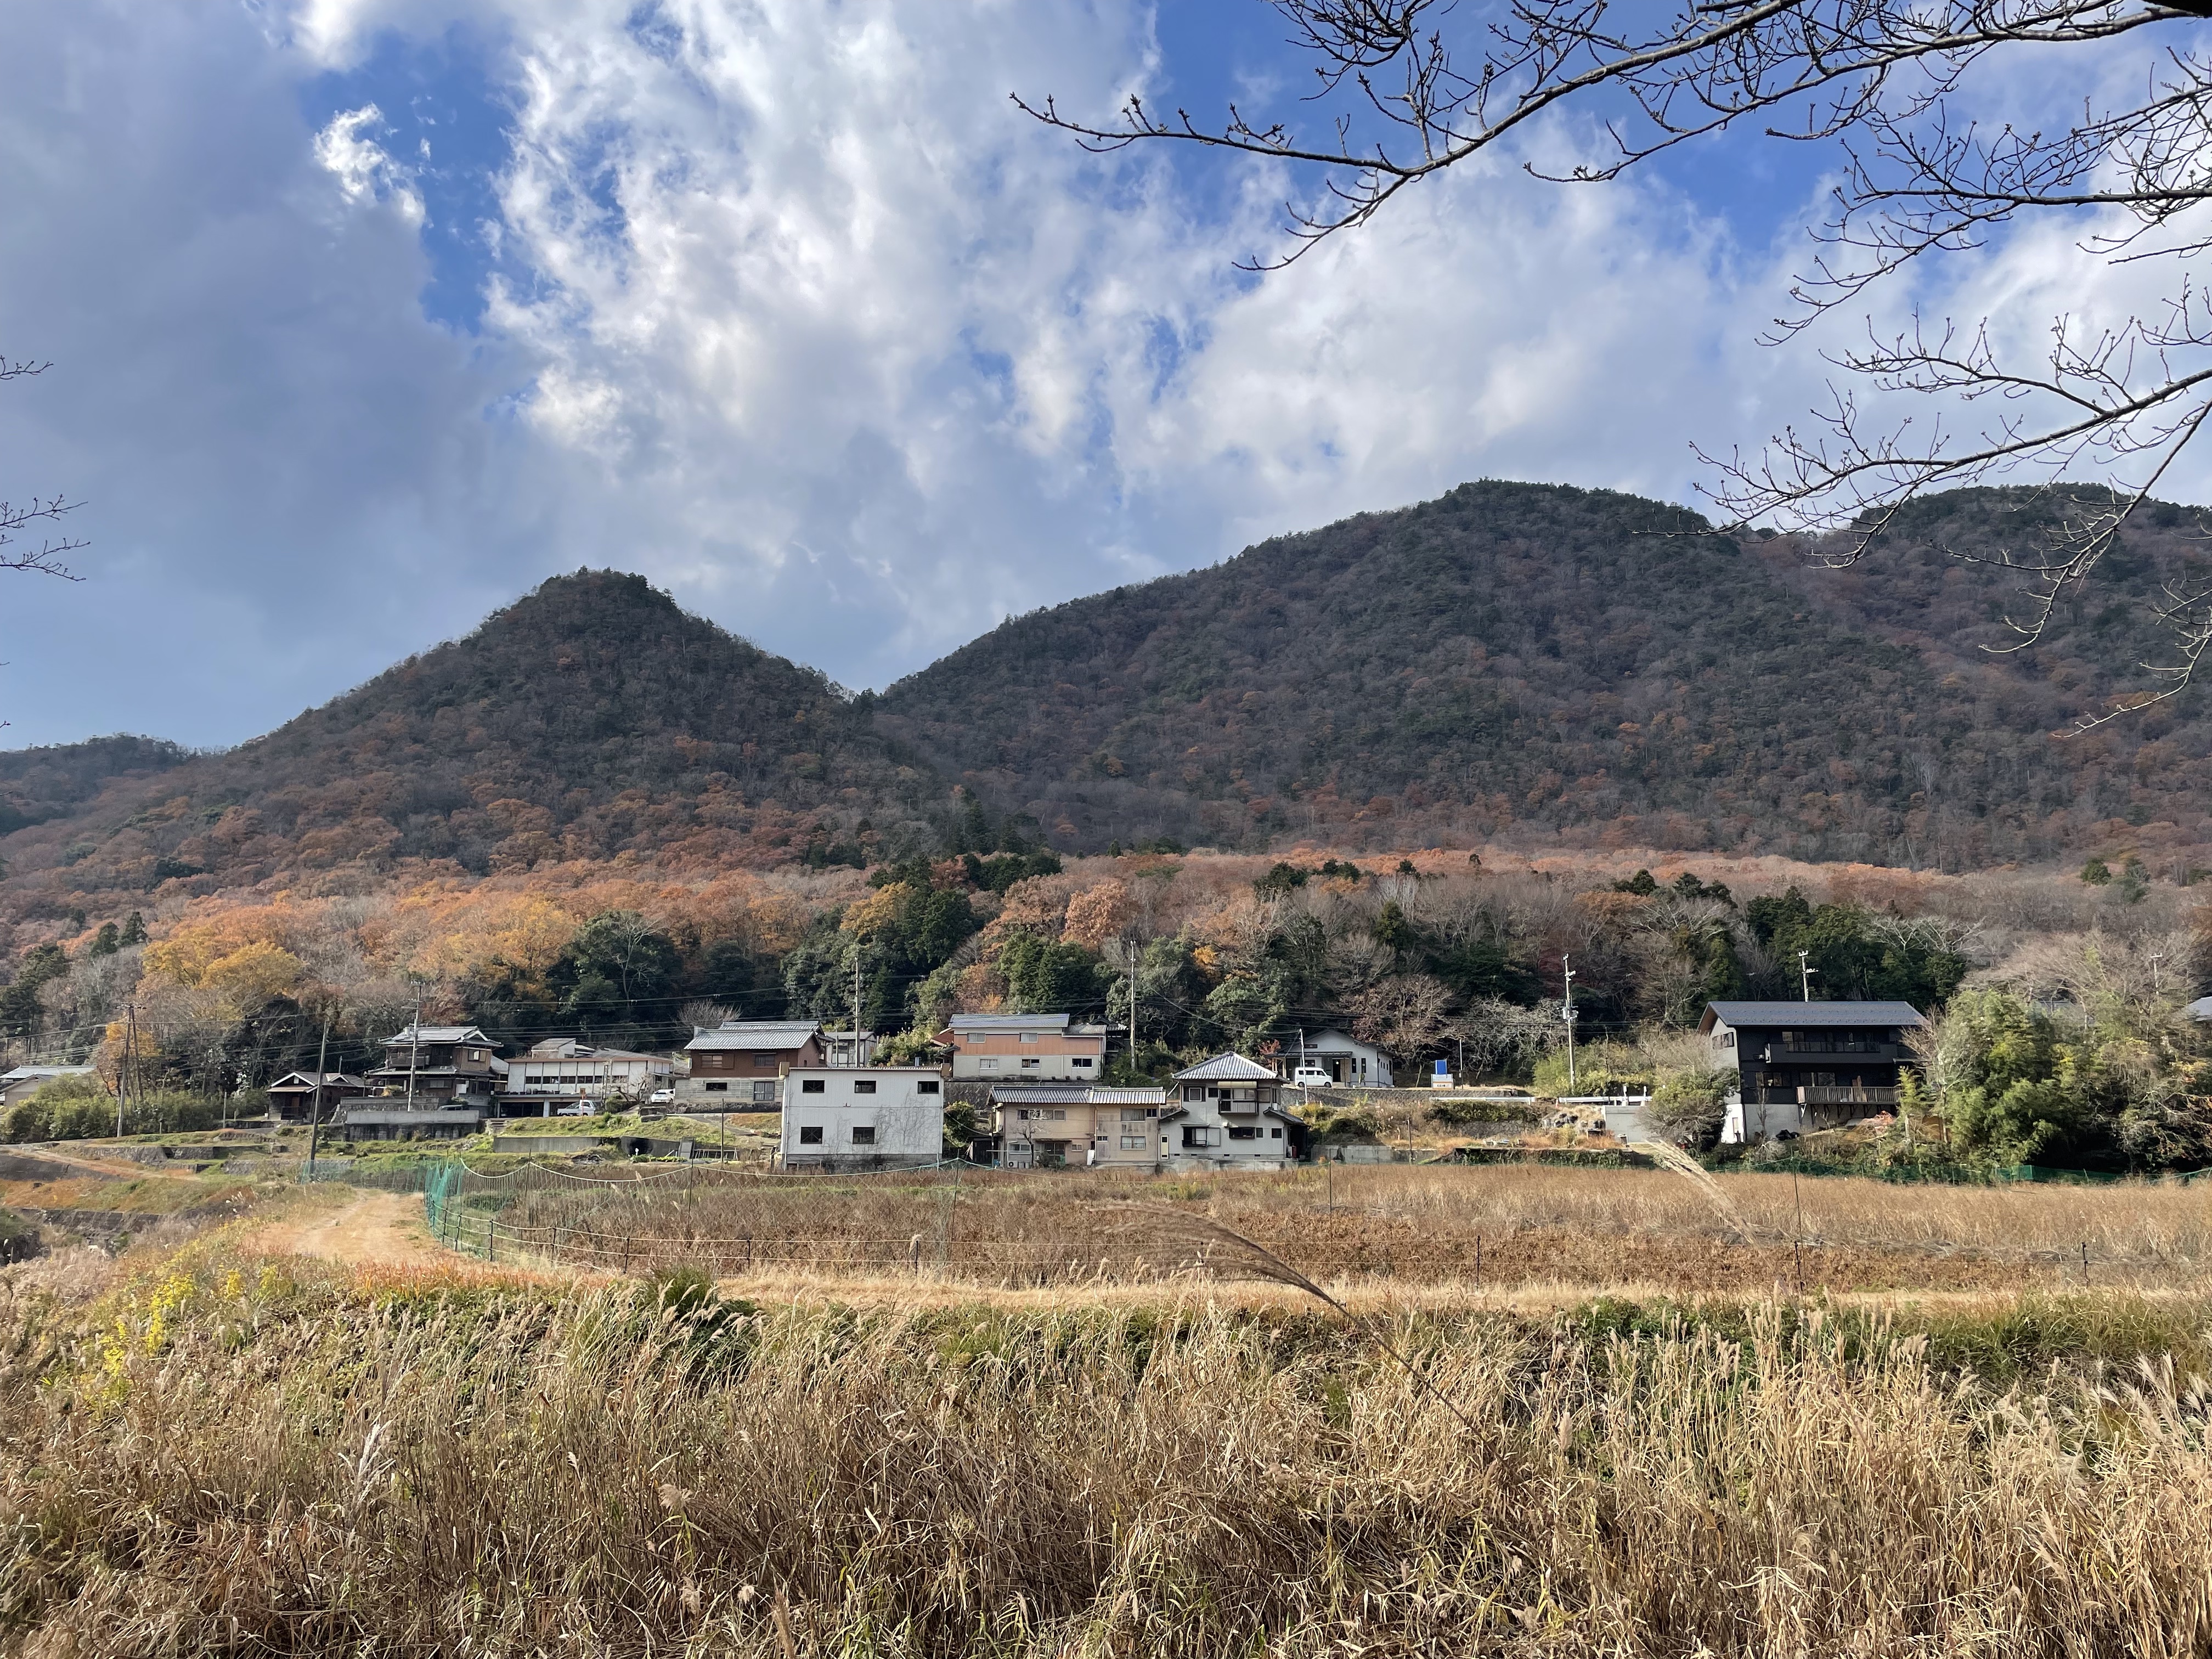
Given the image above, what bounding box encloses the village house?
[779,1064,946,1170]
[266,1070,367,1122]
[1160,1053,1305,1170]
[938,1013,1108,1080]
[363,1024,505,1107]
[503,1039,672,1114]
[677,1019,826,1108]
[1270,1029,1389,1087]
[1701,1000,1927,1143]
[991,1082,1168,1170]
[343,1024,506,1141]
[820,1029,877,1068]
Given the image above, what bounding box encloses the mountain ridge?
[1,483,2206,925]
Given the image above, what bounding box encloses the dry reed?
[2,1236,2210,1656]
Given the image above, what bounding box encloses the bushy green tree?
[997,933,1103,1014]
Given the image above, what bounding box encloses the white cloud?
[0,0,1915,748]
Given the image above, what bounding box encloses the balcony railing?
[1743,1085,1900,1109]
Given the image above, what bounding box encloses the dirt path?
[253,1192,450,1267]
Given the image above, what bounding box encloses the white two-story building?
[1160,1053,1304,1171]
[779,1065,947,1171]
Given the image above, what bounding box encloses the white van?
[1290,1065,1333,1090]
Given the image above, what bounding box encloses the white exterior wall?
[1283,1033,1389,1086]
[1159,1096,1294,1172]
[781,1067,945,1165]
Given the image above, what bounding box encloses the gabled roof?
[1699,1001,1926,1033]
[947,1013,1071,1032]
[0,1065,96,1083]
[1173,1052,1279,1082]
[384,1025,498,1047]
[686,1021,821,1053]
[522,1039,660,1062]
[268,1071,367,1090]
[990,1085,1167,1106]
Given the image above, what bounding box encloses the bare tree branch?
[0,356,85,582]
[1020,0,2212,710]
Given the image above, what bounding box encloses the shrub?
[1649,1068,1736,1149]
[1,1079,221,1143]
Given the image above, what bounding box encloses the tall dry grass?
[2,1243,2209,1656]
[472,1163,2212,1291]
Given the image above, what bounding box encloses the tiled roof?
[989,1085,1167,1105]
[1172,1052,1279,1082]
[948,1013,1071,1031]
[1701,1001,1926,1030]
[268,1071,367,1090]
[383,1025,496,1046]
[686,1022,820,1052]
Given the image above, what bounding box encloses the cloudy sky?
[0,0,2172,748]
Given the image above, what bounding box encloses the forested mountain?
[0,736,190,838]
[874,482,2212,867]
[3,484,2208,929]
[0,572,942,918]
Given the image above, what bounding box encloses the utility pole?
[1798,951,1817,1003]
[1561,955,1578,1091]
[306,1006,334,1174]
[404,984,423,1109]
[117,999,135,1138]
[851,945,863,1065]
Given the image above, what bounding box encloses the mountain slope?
[874,481,2211,865]
[0,572,940,909]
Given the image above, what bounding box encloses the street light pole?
[1798,951,1817,1003]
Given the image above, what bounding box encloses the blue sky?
[0,0,2138,750]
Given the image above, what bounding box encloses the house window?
[853,1080,877,1094]
[1120,1134,1147,1150]
[1020,1034,1037,1043]
[1072,1057,1094,1068]
[752,1081,777,1103]
[1121,1109,1150,1121]
[979,1058,1000,1070]
[752,1052,778,1064]
[1271,1127,1283,1138]
[917,1080,940,1094]
[851,1126,876,1146]
[1228,1126,1260,1140]
[1020,1058,1041,1070]
[1182,1126,1221,1148]
[802,1079,826,1094]
[798,1125,823,1144]
[704,1081,728,1093]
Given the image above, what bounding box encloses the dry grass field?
[465,1160,2212,1297]
[2,1163,2210,1655]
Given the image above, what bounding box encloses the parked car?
[648,1088,675,1104]
[1291,1065,1332,1090]
[555,1103,595,1117]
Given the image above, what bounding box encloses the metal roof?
[268,1071,367,1090]
[2187,996,2212,1022]
[990,1085,1167,1105]
[686,1022,820,1052]
[948,1013,1071,1031]
[1700,1001,1926,1032]
[1172,1052,1279,1082]
[522,1039,661,1061]
[0,1065,95,1082]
